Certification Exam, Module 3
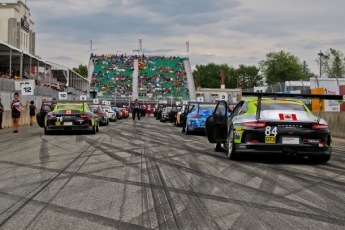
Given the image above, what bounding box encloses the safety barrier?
[1,110,38,128]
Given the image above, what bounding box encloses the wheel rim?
[228,128,234,157]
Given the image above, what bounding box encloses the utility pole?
[318,51,324,78]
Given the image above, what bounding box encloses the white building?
[0,0,35,54]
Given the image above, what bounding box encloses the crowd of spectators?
[90,54,190,100]
[0,64,68,92]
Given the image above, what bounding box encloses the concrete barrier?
[1,110,38,128]
[314,112,345,138]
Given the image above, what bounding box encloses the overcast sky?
[21,0,345,74]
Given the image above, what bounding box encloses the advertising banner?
[324,87,340,111]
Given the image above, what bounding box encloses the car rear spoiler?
[44,100,96,114]
[242,92,344,123]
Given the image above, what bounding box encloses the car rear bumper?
[46,125,94,131]
[234,143,331,156]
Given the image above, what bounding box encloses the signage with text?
[21,84,34,96]
[15,80,35,91]
[59,92,68,100]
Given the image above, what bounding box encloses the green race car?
[36,101,100,135]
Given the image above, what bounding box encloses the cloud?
[14,0,343,75]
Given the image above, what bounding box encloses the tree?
[193,63,222,88]
[236,64,263,89]
[259,50,306,85]
[73,64,88,78]
[192,63,263,89]
[316,48,345,78]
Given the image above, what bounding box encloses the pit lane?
[0,118,345,229]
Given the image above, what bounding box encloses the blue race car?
[184,102,217,135]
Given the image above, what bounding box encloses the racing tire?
[228,126,239,160]
[214,143,223,152]
[96,122,99,132]
[91,124,96,134]
[308,155,331,163]
[44,127,51,135]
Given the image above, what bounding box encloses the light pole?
[317,51,324,89]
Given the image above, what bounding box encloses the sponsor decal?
[279,113,297,121]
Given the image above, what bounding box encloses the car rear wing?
[44,100,95,114]
[242,92,344,123]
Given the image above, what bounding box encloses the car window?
[238,103,248,114]
[214,103,226,116]
[256,101,307,112]
[56,104,83,109]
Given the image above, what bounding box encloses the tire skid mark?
[2,153,345,223]
[144,149,177,229]
[0,190,150,230]
[23,136,104,229]
[0,135,104,228]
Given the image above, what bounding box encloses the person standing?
[132,99,140,121]
[0,96,4,129]
[29,100,37,126]
[10,92,28,133]
[147,104,151,117]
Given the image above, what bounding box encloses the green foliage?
[192,63,263,89]
[316,48,345,78]
[259,50,306,84]
[72,64,88,78]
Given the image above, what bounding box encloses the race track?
[0,117,345,229]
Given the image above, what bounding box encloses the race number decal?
[265,126,277,136]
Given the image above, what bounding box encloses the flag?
[279,113,297,121]
[138,39,142,50]
[186,41,189,52]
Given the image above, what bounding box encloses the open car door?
[36,104,52,128]
[205,101,228,143]
[180,104,195,128]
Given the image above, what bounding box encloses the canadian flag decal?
[279,113,297,121]
[64,110,73,114]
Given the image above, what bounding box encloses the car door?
[205,101,228,143]
[36,104,52,128]
[180,104,195,128]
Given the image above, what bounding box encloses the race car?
[102,105,117,122]
[174,105,185,126]
[205,92,344,163]
[160,106,181,122]
[36,101,100,135]
[184,102,217,134]
[89,104,109,126]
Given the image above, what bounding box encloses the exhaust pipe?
[291,149,298,156]
[283,148,291,156]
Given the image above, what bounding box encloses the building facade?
[0,0,35,54]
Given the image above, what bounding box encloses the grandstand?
[88,54,196,102]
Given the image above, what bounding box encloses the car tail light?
[191,115,202,118]
[312,123,328,130]
[47,114,56,119]
[97,113,104,116]
[247,140,259,143]
[80,114,91,118]
[241,122,266,128]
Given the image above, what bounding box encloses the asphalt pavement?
[0,117,345,229]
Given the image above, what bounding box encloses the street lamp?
[317,50,324,88]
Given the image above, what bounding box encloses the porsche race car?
[36,101,100,135]
[205,92,344,163]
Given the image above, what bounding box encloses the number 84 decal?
[265,126,277,136]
